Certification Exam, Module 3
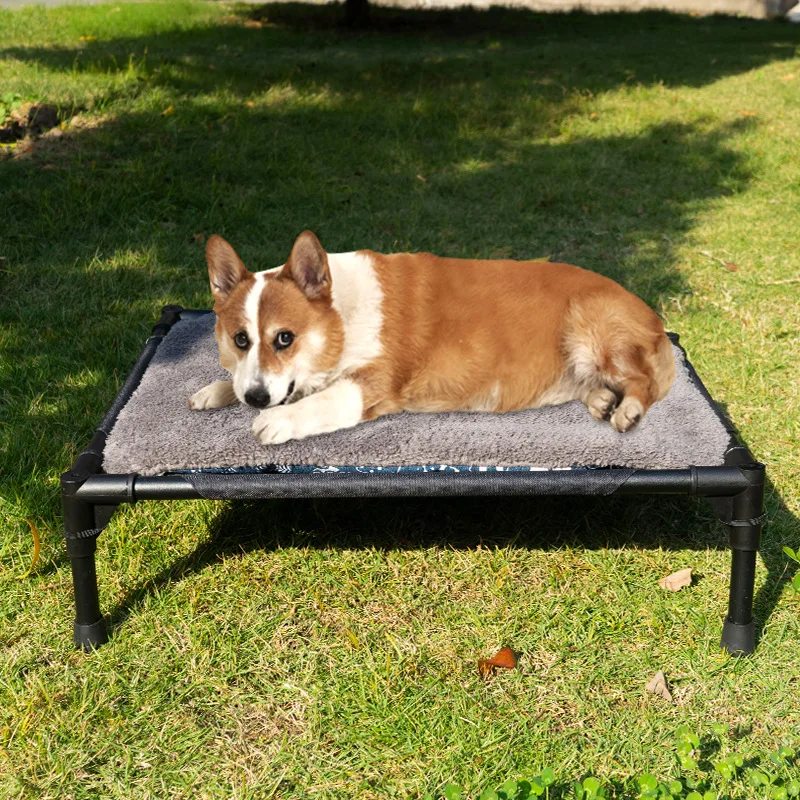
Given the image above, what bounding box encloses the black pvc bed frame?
[61,306,766,655]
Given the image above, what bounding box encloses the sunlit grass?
[1,2,799,798]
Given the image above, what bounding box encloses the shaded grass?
[1,2,800,797]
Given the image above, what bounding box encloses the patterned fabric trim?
[174,464,594,475]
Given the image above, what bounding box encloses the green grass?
[1,2,800,797]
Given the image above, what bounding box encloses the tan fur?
[194,233,676,441]
[352,252,674,430]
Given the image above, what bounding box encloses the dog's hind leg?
[574,341,672,432]
[609,378,649,432]
[606,339,675,431]
[583,386,619,421]
[609,333,676,431]
[564,295,676,431]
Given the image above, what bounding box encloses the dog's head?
[206,231,344,409]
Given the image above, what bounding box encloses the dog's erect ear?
[206,235,250,304]
[281,230,331,301]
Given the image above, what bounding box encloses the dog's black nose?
[244,387,271,409]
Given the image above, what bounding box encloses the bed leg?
[719,462,765,657]
[62,479,109,651]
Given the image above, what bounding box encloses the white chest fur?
[327,252,384,375]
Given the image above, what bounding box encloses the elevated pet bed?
[61,307,766,654]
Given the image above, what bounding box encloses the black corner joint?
[723,461,766,548]
[150,305,184,338]
[718,461,766,657]
[61,465,111,651]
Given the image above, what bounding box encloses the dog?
[189,231,675,445]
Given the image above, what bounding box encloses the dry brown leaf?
[740,110,758,117]
[659,567,693,592]
[781,73,796,82]
[192,232,205,244]
[244,19,263,28]
[646,671,673,702]
[478,646,517,677]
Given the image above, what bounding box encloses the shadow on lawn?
[105,489,799,651]
[3,4,799,92]
[0,4,797,641]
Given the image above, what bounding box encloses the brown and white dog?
[189,231,675,444]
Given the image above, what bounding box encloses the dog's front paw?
[189,381,236,410]
[253,405,304,445]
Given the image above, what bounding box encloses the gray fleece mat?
[102,313,732,476]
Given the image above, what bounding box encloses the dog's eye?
[233,332,249,350]
[274,330,294,350]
